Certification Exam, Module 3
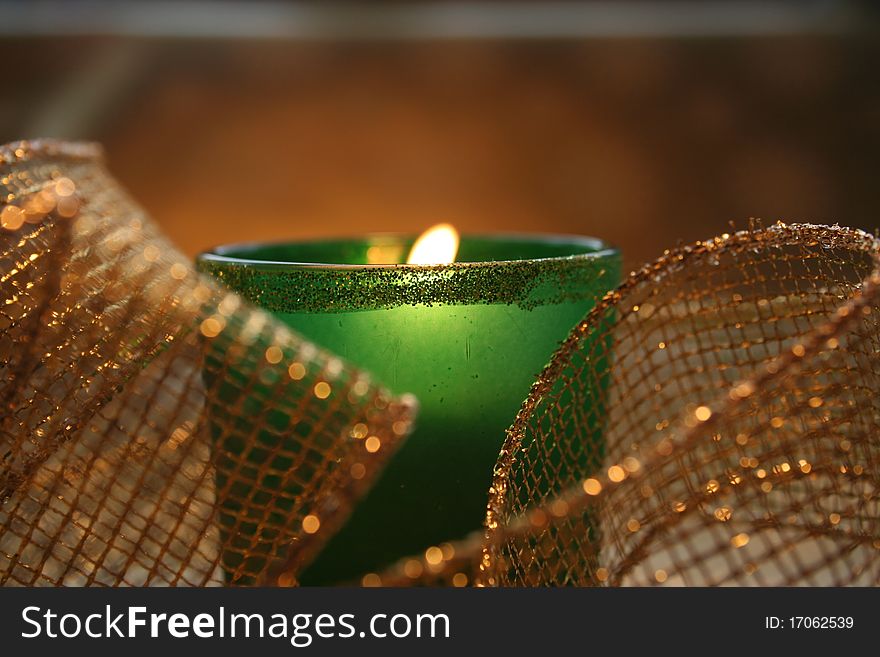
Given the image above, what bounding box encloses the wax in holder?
[198,234,620,583]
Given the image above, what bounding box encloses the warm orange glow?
[406,223,459,264]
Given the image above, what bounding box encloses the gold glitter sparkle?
[302,514,321,534]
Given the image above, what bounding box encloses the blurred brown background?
[2,0,879,268]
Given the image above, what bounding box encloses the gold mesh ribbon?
[0,140,415,586]
[480,222,880,586]
[2,140,879,587]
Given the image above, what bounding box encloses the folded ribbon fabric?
[0,141,415,586]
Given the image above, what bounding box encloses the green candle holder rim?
[197,233,621,313]
[197,232,618,270]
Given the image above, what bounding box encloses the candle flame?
[406,223,459,265]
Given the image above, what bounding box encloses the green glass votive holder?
[198,233,621,583]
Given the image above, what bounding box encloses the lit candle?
[199,229,620,583]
